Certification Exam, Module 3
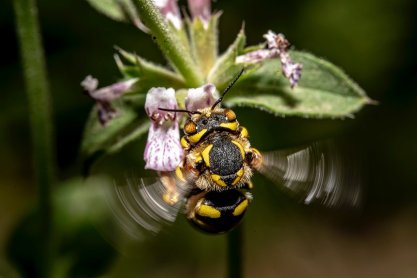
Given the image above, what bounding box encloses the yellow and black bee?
[156,70,260,233]
[109,70,361,237]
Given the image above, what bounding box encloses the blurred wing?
[103,174,190,241]
[257,141,362,208]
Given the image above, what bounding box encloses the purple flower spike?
[187,0,211,24]
[154,0,182,30]
[81,75,137,125]
[236,31,303,88]
[144,87,183,171]
[185,84,217,111]
[264,31,303,88]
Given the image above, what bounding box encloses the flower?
[187,0,211,25]
[81,75,137,125]
[144,87,183,171]
[185,83,217,111]
[154,0,182,30]
[236,31,303,88]
[264,31,303,88]
[143,84,218,172]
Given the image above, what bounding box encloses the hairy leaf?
[114,48,186,90]
[188,13,220,76]
[226,51,371,118]
[208,27,246,90]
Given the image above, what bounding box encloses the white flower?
[144,87,183,171]
[185,83,217,111]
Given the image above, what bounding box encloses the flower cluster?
[81,0,303,173]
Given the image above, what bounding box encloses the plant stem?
[227,224,243,278]
[13,0,55,276]
[133,0,204,87]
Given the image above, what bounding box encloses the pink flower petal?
[145,87,178,125]
[235,31,303,88]
[144,121,183,171]
[236,49,277,64]
[144,87,183,171]
[154,0,182,29]
[187,0,211,23]
[185,84,217,111]
[81,75,137,125]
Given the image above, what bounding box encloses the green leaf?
[115,48,186,90]
[86,0,138,22]
[226,51,371,118]
[81,101,149,173]
[188,13,220,77]
[208,27,246,90]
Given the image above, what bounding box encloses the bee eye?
[184,121,197,134]
[224,109,236,121]
[201,119,208,125]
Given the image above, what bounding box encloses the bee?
[109,69,361,237]
[154,69,260,233]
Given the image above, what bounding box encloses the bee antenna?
[158,107,202,116]
[211,68,245,110]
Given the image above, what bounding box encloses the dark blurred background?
[1,0,417,277]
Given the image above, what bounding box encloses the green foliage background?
[1,0,417,276]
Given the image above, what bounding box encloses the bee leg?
[241,181,254,190]
[238,126,249,139]
[176,158,202,183]
[160,172,181,205]
[185,189,206,220]
[246,147,263,170]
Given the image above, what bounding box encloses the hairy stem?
[133,0,204,87]
[13,0,55,276]
[227,224,243,278]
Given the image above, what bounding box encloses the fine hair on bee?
[114,68,362,235]
[155,68,266,233]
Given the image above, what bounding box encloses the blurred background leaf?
[6,177,116,277]
[85,0,137,23]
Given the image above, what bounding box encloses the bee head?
[183,108,238,137]
[159,69,244,143]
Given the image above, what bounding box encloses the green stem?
[227,224,243,278]
[13,0,55,276]
[133,0,204,87]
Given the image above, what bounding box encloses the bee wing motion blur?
[257,142,361,208]
[104,176,186,240]
[107,139,361,239]
[105,70,361,237]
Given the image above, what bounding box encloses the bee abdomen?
[187,190,249,234]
